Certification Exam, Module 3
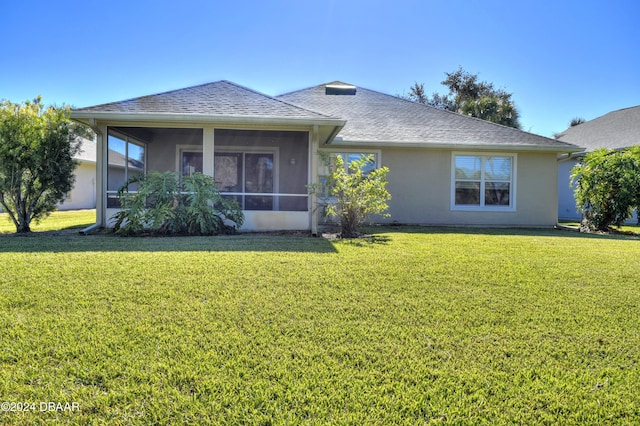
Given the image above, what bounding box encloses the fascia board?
[328,139,585,153]
[70,111,346,128]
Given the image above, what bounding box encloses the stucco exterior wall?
[558,158,581,220]
[58,161,96,210]
[377,148,559,227]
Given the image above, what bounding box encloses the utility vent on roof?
[325,83,357,95]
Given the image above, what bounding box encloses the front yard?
[0,216,639,424]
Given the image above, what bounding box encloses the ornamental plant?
[113,171,243,236]
[571,146,640,231]
[310,153,391,238]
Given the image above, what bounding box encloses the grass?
[1,218,639,424]
[559,220,640,234]
[0,209,96,234]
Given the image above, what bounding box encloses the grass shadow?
[0,231,340,254]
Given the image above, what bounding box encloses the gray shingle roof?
[74,80,337,120]
[278,81,581,151]
[556,105,640,152]
[74,138,96,163]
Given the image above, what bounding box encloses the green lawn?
[0,209,96,234]
[1,221,639,424]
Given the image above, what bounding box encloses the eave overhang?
[71,111,346,144]
[326,138,585,153]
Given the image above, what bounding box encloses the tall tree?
[0,97,87,232]
[403,67,522,129]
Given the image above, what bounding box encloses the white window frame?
[450,152,517,212]
[317,149,382,175]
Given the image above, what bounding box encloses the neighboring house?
[58,138,97,211]
[556,105,640,221]
[71,80,581,233]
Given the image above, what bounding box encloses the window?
[107,132,146,207]
[452,153,515,210]
[181,151,203,177]
[324,152,378,175]
[316,151,380,199]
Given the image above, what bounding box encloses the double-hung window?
[452,153,515,210]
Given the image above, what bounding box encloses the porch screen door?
[214,152,275,210]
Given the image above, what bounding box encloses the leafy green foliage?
[113,171,244,235]
[1,228,639,424]
[311,153,390,238]
[402,67,522,128]
[571,147,640,231]
[0,97,89,232]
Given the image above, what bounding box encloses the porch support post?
[202,126,215,177]
[94,122,108,227]
[310,125,319,235]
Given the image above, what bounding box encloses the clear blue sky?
[1,0,638,137]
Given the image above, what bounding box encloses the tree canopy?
[0,97,87,232]
[403,67,522,129]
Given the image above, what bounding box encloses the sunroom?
[71,81,345,233]
[105,126,315,230]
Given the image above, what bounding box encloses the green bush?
[310,153,391,238]
[113,171,244,236]
[571,147,640,231]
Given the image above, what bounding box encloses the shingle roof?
[74,80,337,120]
[278,81,581,151]
[555,105,640,152]
[74,138,96,163]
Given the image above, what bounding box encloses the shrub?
[113,171,244,236]
[571,147,640,231]
[310,153,391,238]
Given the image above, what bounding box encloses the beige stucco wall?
[58,161,96,210]
[377,148,559,227]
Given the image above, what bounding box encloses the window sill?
[451,205,516,212]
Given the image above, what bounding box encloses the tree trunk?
[16,213,31,233]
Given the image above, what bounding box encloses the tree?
[0,97,88,233]
[570,117,586,127]
[402,67,522,129]
[570,147,640,231]
[310,154,391,238]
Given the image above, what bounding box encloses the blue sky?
[1,0,638,137]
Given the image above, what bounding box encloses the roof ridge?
[222,80,339,119]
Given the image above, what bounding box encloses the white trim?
[72,112,346,128]
[327,139,581,153]
[450,152,517,212]
[317,148,383,175]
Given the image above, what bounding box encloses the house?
[58,137,97,211]
[556,105,640,221]
[71,80,581,233]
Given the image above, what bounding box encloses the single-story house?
[58,137,97,211]
[556,105,640,221]
[71,80,581,233]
